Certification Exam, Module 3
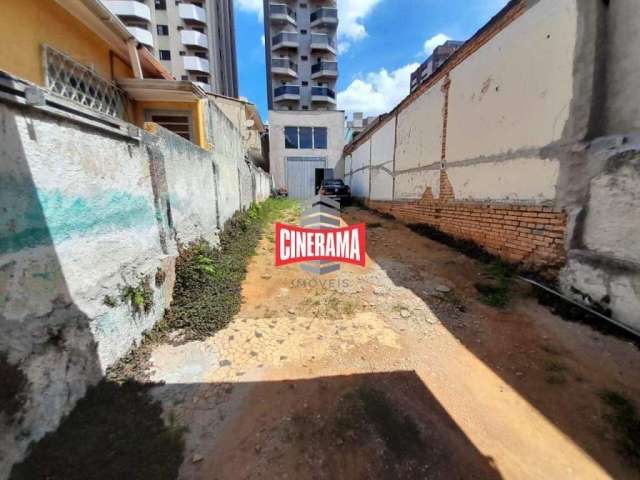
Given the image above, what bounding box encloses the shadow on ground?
[347,206,640,480]
[11,371,502,480]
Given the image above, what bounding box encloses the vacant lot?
[15,204,640,480]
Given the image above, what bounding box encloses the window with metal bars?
[145,110,193,141]
[43,45,127,120]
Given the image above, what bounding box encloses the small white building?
[269,109,345,198]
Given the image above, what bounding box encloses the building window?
[43,45,126,119]
[302,81,308,86]
[284,127,328,150]
[159,50,171,60]
[314,128,327,149]
[181,75,188,80]
[196,76,209,84]
[145,110,193,141]
[155,0,166,10]
[300,30,307,35]
[299,127,313,149]
[157,24,169,36]
[285,127,298,149]
[301,55,308,61]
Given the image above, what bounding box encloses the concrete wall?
[0,95,271,477]
[343,0,640,334]
[269,110,345,190]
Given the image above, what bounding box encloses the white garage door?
[286,156,326,199]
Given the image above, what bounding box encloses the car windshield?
[323,180,344,186]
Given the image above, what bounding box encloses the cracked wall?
[0,97,271,478]
[343,0,640,334]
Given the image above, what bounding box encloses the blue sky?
[234,0,509,120]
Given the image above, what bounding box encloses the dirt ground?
[148,206,640,480]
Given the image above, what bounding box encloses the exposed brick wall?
[367,199,567,271]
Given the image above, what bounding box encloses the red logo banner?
[275,223,366,267]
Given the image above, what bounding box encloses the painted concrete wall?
[369,118,395,201]
[446,0,577,164]
[394,79,444,200]
[269,110,345,190]
[349,139,370,199]
[605,0,640,134]
[0,96,271,477]
[343,0,640,333]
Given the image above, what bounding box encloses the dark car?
[318,179,351,204]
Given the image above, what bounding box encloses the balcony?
[183,56,210,73]
[311,61,338,79]
[194,81,212,93]
[310,7,338,27]
[311,86,336,104]
[310,34,336,54]
[269,3,297,25]
[126,26,153,48]
[271,32,299,50]
[271,58,298,78]
[104,1,151,22]
[179,3,207,23]
[274,85,300,102]
[181,30,208,49]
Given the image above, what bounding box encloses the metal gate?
[286,156,326,199]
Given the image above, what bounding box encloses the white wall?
[446,0,578,164]
[394,78,444,199]
[369,117,395,201]
[349,138,370,198]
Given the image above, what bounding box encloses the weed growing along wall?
[344,0,640,335]
[0,95,271,478]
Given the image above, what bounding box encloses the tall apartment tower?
[263,1,338,111]
[104,0,238,97]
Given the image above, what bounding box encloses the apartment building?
[104,0,238,97]
[263,1,338,111]
[410,40,464,92]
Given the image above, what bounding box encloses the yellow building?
[0,0,209,148]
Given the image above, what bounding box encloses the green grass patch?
[599,389,640,465]
[474,260,515,308]
[336,386,423,459]
[544,359,568,385]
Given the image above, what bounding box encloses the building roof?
[55,0,173,80]
[117,79,208,101]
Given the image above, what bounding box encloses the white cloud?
[337,0,382,44]
[423,33,450,55]
[235,0,263,20]
[261,35,265,46]
[337,63,419,117]
[338,41,351,54]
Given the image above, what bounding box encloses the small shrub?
[102,295,118,308]
[120,277,154,315]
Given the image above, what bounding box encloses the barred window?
[43,45,127,119]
